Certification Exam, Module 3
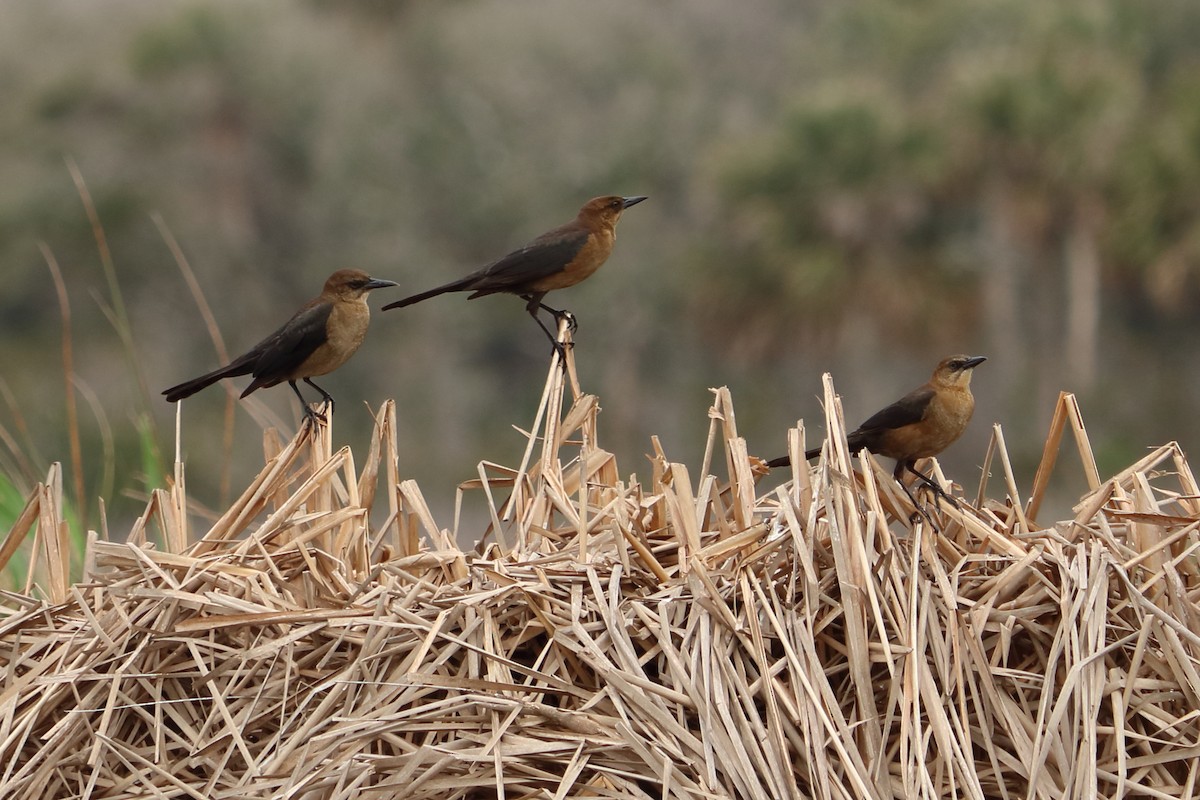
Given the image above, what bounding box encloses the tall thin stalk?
[66,157,167,492]
[39,245,86,533]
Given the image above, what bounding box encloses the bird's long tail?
[765,445,823,470]
[381,276,476,311]
[162,361,254,403]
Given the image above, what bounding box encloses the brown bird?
[767,355,987,508]
[382,195,647,354]
[163,269,397,421]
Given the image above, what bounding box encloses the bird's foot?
[906,496,937,525]
[551,310,576,368]
[552,309,578,335]
[303,403,329,426]
[900,482,929,525]
[904,483,959,525]
[908,508,934,525]
[551,339,572,365]
[923,480,959,509]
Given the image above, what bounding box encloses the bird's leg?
[904,461,959,509]
[289,380,326,424]
[524,295,570,363]
[304,378,336,416]
[891,460,937,524]
[893,461,934,523]
[538,302,578,335]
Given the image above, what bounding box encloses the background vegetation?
[4,0,1200,542]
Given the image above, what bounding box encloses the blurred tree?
[710,102,952,359]
[127,5,322,272]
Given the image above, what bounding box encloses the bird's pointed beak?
[364,278,398,291]
[963,356,987,369]
[620,196,648,209]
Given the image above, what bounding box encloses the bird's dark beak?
[364,278,398,291]
[963,356,987,369]
[620,196,648,209]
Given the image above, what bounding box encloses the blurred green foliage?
[0,470,87,594]
[0,472,29,592]
[2,0,1200,536]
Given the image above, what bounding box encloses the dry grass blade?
[2,357,1199,798]
[40,245,87,535]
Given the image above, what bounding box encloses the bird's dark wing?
[855,385,935,434]
[382,226,590,310]
[465,227,589,294]
[240,302,334,396]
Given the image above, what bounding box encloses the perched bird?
[382,195,647,354]
[163,269,397,421]
[768,355,987,508]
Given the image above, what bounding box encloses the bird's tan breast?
[296,299,370,378]
[872,388,975,461]
[916,388,975,456]
[529,229,614,292]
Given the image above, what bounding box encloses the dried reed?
[1,328,1199,799]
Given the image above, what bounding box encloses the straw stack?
[1,335,1199,799]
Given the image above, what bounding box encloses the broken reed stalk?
[1,330,1200,799]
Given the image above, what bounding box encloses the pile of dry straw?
[2,339,1200,799]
